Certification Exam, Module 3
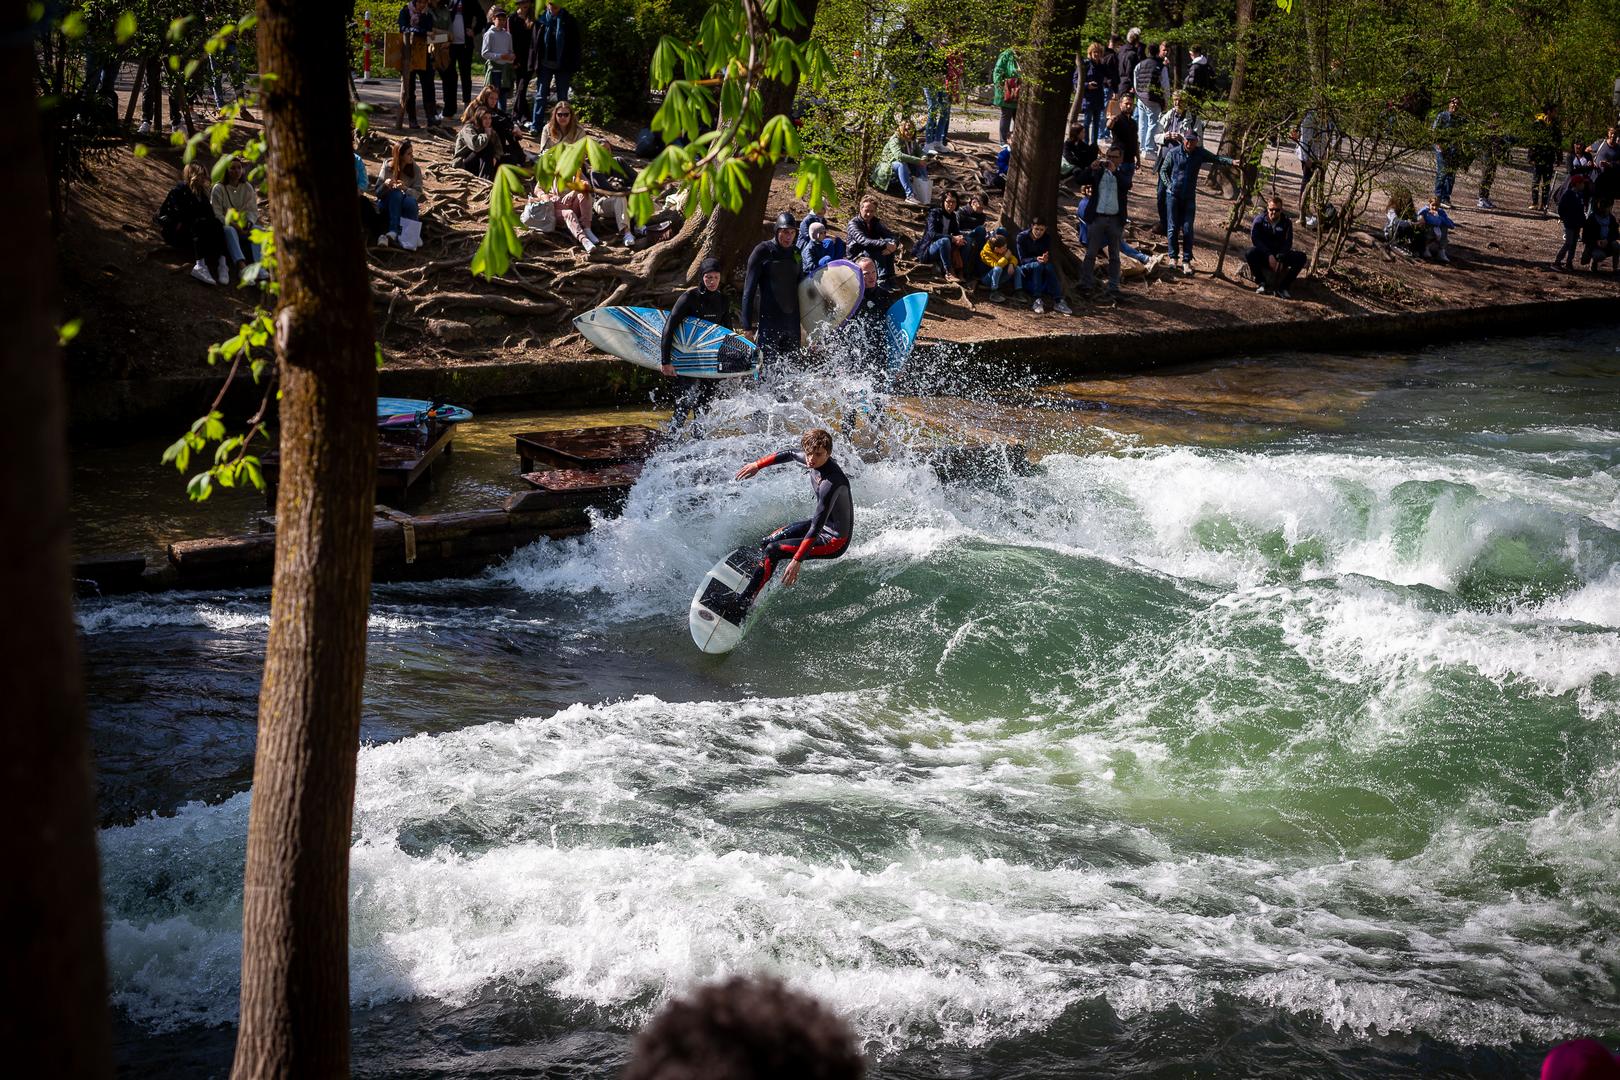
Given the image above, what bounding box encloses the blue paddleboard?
[884,292,928,372]
[377,397,474,425]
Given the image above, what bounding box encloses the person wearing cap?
[660,257,734,430]
[742,212,804,361]
[480,6,516,113]
[801,220,846,274]
[1160,129,1234,274]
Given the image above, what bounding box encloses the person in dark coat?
[1108,90,1140,187]
[530,0,582,130]
[1553,173,1590,269]
[1077,145,1132,301]
[510,0,536,128]
[1245,195,1308,297]
[1580,198,1619,272]
[1526,104,1562,213]
[661,257,734,431]
[397,0,439,129]
[742,211,804,362]
[157,163,229,285]
[845,195,900,281]
[913,190,969,277]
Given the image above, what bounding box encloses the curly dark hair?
[621,976,865,1080]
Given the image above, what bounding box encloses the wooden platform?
[261,420,457,509]
[514,424,662,473]
[509,463,643,514]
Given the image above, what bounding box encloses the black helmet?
[775,211,798,232]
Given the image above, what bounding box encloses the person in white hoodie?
[481,6,517,113]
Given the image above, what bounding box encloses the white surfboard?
[574,306,760,379]
[798,259,865,345]
[689,546,766,654]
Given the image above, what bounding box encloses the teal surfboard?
[884,292,927,372]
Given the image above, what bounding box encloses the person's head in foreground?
[621,974,865,1080]
[1541,1039,1620,1080]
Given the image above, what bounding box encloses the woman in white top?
[210,158,260,276]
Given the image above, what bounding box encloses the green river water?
[78,328,1618,1077]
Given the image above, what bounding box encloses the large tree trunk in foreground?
[0,1,113,1072]
[231,1,379,1076]
[1002,0,1090,278]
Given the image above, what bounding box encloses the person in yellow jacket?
[978,228,1021,302]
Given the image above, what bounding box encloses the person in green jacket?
[993,47,1019,143]
[871,119,932,204]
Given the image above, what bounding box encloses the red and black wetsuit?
[744,450,853,601]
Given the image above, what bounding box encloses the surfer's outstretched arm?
[734,450,800,481]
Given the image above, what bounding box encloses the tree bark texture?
[686,0,822,279]
[1002,0,1089,249]
[232,2,379,1077]
[0,1,113,1072]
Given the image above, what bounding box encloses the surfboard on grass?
[689,546,766,654]
[574,306,760,379]
[377,398,474,426]
[798,259,865,345]
[884,292,928,373]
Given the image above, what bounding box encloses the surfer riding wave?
[733,428,852,601]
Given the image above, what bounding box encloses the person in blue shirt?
[1244,195,1308,298]
[1418,196,1459,263]
[1159,131,1233,273]
[800,220,847,274]
[1014,219,1072,315]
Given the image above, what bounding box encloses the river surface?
[81,329,1619,1077]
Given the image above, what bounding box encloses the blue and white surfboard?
[574,306,760,379]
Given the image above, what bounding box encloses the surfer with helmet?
[741,211,805,363]
[660,256,734,431]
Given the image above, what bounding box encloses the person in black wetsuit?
[846,256,897,378]
[742,211,804,362]
[661,257,732,431]
[732,427,852,602]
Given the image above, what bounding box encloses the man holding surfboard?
[742,212,805,362]
[732,428,851,599]
[660,257,732,430]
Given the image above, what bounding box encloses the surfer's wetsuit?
[742,238,802,360]
[743,450,853,601]
[661,283,732,429]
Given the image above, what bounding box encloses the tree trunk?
[1210,0,1255,195]
[0,0,113,1070]
[1002,0,1090,276]
[645,0,823,284]
[231,1,379,1076]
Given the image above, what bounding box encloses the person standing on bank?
[531,0,582,132]
[1432,96,1464,207]
[1246,195,1307,298]
[661,257,733,431]
[993,46,1019,145]
[1078,144,1133,304]
[1132,42,1171,159]
[742,212,804,362]
[1161,130,1234,273]
[509,1,536,127]
[397,0,439,130]
[481,6,516,113]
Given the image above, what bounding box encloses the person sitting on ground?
[1382,189,1423,257]
[1418,195,1459,263]
[978,229,1019,302]
[913,189,969,278]
[1245,195,1308,298]
[210,157,260,281]
[956,192,991,259]
[464,83,525,165]
[1580,198,1619,272]
[1014,217,1070,315]
[845,194,900,281]
[587,157,638,250]
[660,256,733,430]
[1061,122,1100,182]
[621,974,866,1080]
[375,137,426,248]
[872,119,931,205]
[354,135,384,241]
[742,211,804,361]
[983,142,1011,190]
[157,162,229,285]
[1077,145,1138,303]
[1160,130,1233,274]
[454,105,502,179]
[800,220,846,273]
[531,100,601,252]
[1553,173,1590,270]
